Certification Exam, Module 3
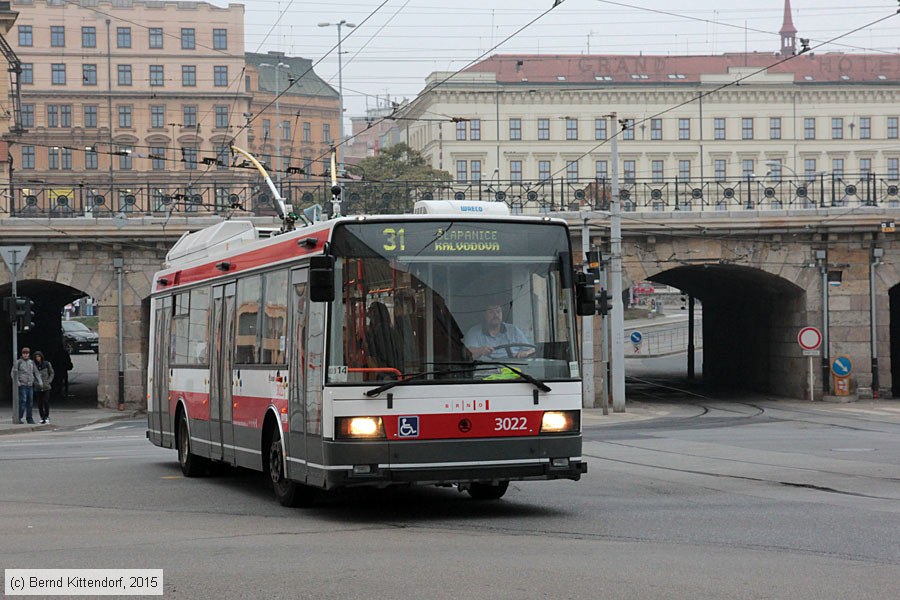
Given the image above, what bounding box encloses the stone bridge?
[1,206,898,410]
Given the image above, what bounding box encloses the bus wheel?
[268,434,316,507]
[467,481,509,500]
[177,412,207,477]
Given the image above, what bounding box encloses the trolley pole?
[608,114,626,412]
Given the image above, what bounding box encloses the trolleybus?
[147,189,591,505]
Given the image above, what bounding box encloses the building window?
[183,147,198,170]
[119,146,133,170]
[323,123,331,143]
[18,25,32,47]
[770,117,781,140]
[768,159,782,181]
[456,121,466,141]
[149,65,164,86]
[303,122,311,142]
[889,117,899,139]
[81,26,96,48]
[262,119,271,138]
[742,118,753,140]
[150,105,165,128]
[213,66,228,87]
[182,65,196,86]
[804,117,816,140]
[651,160,664,183]
[51,64,66,85]
[61,148,72,170]
[280,119,290,140]
[622,119,634,140]
[456,159,467,183]
[47,105,59,127]
[48,147,59,170]
[595,118,607,140]
[509,118,522,140]
[82,64,97,86]
[471,160,482,182]
[470,119,481,141]
[215,106,229,129]
[117,27,131,48]
[183,106,198,127]
[118,105,132,128]
[21,104,34,128]
[651,118,662,140]
[804,158,817,179]
[151,146,166,171]
[51,26,65,47]
[510,160,522,182]
[832,158,844,178]
[742,159,754,177]
[84,106,97,128]
[539,160,551,181]
[149,28,163,49]
[21,63,33,84]
[60,105,72,127]
[714,118,726,140]
[859,117,871,140]
[181,28,195,49]
[832,118,843,140]
[888,158,899,180]
[595,160,608,180]
[566,118,577,140]
[216,146,230,170]
[213,28,227,50]
[624,160,635,182]
[538,118,550,140]
[860,158,872,176]
[678,160,691,181]
[118,64,132,86]
[714,159,726,181]
[303,157,312,179]
[85,148,98,170]
[566,160,578,181]
[21,146,34,169]
[678,118,690,140]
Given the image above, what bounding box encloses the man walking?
[11,347,40,424]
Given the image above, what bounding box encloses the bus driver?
[464,302,535,360]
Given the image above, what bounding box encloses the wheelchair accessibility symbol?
[398,416,419,438]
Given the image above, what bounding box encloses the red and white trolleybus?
[147,195,590,505]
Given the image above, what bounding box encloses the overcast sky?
[238,0,900,120]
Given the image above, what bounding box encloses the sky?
[236,0,900,122]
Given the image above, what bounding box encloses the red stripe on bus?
[384,411,543,440]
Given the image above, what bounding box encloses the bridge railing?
[4,173,899,218]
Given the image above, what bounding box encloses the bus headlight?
[540,411,579,434]
[336,417,385,440]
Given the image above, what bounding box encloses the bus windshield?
[326,219,579,385]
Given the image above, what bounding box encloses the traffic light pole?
[10,270,18,424]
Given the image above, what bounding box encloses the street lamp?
[259,61,291,193]
[318,20,355,179]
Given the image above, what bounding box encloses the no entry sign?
[798,327,822,352]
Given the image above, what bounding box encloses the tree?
[343,144,452,214]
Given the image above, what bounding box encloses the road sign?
[797,327,822,351]
[831,356,852,377]
[0,245,31,274]
[630,331,643,345]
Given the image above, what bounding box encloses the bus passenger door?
[152,297,173,446]
[209,283,236,463]
[287,269,308,481]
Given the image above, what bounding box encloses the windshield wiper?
[435,360,552,393]
[364,366,496,397]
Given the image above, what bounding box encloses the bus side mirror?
[574,272,596,316]
[309,255,335,302]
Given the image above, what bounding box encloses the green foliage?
[353,143,452,184]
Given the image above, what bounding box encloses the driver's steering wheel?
[490,343,537,358]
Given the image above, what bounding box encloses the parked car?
[62,320,99,354]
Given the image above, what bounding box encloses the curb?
[0,410,143,437]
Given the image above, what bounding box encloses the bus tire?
[177,412,207,477]
[268,433,316,507]
[467,481,509,500]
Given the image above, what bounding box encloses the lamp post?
[318,20,355,178]
[259,61,291,193]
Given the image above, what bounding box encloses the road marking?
[92,457,112,460]
[160,476,181,479]
[77,423,116,431]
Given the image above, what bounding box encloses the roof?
[245,52,339,99]
[463,53,900,85]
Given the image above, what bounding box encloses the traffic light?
[2,296,15,324]
[586,248,602,282]
[15,297,34,331]
[574,272,597,316]
[597,288,613,316]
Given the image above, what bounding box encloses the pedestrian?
[32,351,55,424]
[10,347,40,424]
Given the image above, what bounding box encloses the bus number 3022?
[495,417,528,431]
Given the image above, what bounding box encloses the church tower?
[780,0,797,56]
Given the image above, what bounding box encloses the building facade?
[0,1,19,212]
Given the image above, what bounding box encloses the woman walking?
[33,351,55,425]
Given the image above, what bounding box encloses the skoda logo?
[458,419,472,433]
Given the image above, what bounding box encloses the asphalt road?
[1,396,899,599]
